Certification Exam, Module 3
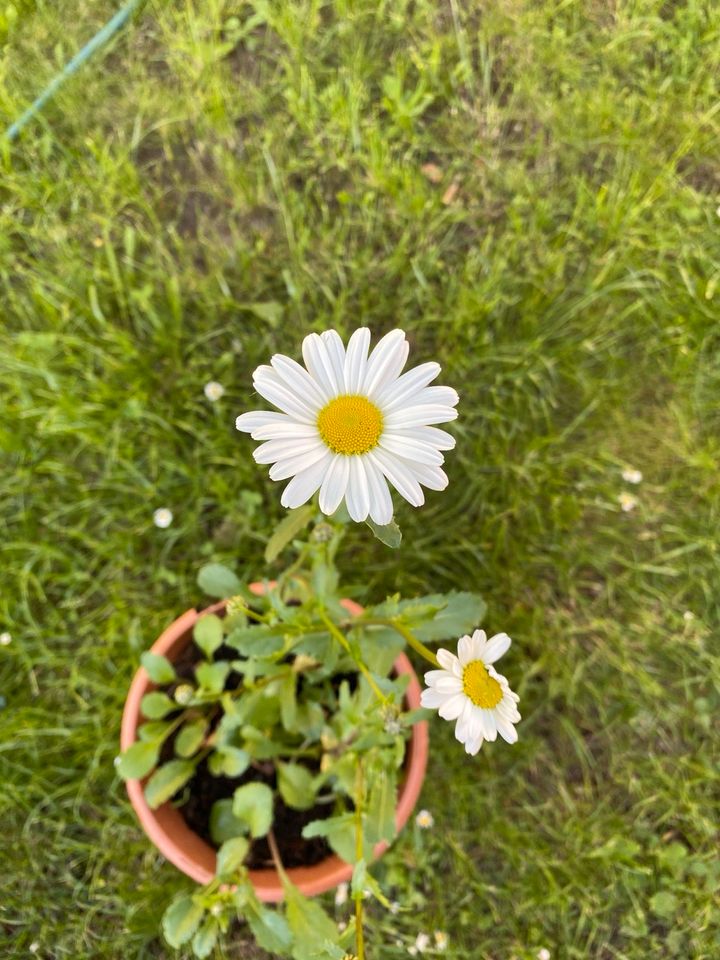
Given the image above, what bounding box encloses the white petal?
[432,674,463,694]
[362,330,408,398]
[251,422,321,441]
[483,632,511,665]
[269,445,329,481]
[388,426,456,451]
[384,405,459,428]
[302,333,341,397]
[366,449,424,507]
[406,462,449,492]
[378,435,444,466]
[318,455,350,516]
[470,630,487,659]
[253,437,324,465]
[436,648,461,675]
[420,687,451,709]
[377,362,441,410]
[496,716,518,744]
[253,368,318,422]
[320,330,346,384]
[364,460,394,525]
[481,710,498,741]
[280,454,332,508]
[235,411,291,434]
[345,457,371,522]
[401,385,459,409]
[343,328,371,394]
[454,700,476,743]
[464,735,483,755]
[457,635,473,665]
[437,693,466,721]
[423,669,451,687]
[270,354,327,407]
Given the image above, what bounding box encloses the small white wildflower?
[683,610,695,622]
[434,931,448,950]
[537,950,551,960]
[621,467,643,484]
[618,492,638,512]
[415,809,434,829]
[389,900,400,914]
[337,920,347,932]
[0,632,12,646]
[412,933,431,954]
[210,903,224,917]
[204,381,225,402]
[153,508,173,528]
[29,946,39,955]
[334,882,349,907]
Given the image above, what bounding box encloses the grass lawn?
[1,1,719,957]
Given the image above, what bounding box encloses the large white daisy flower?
[235,328,458,524]
[420,630,521,755]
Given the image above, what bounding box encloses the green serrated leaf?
[208,746,250,778]
[115,740,159,780]
[283,877,339,952]
[140,651,176,684]
[216,836,250,878]
[140,691,176,719]
[196,660,230,694]
[365,517,402,548]
[225,623,285,657]
[209,798,248,845]
[193,614,224,658]
[175,719,207,758]
[265,504,315,562]
[245,899,293,953]
[302,814,357,863]
[191,920,219,959]
[277,761,316,810]
[162,894,204,948]
[232,782,274,838]
[197,563,242,598]
[144,759,195,809]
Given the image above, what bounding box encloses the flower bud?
[174,684,194,705]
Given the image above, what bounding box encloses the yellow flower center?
[462,659,502,708]
[317,394,384,455]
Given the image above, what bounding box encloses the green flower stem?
[349,618,440,668]
[319,612,390,706]
[354,760,366,960]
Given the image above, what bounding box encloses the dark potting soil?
[161,634,333,869]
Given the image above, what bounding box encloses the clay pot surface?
[120,588,429,902]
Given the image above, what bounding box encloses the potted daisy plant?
[117,328,521,959]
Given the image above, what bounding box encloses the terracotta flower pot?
[120,588,429,903]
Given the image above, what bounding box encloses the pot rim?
[120,589,429,902]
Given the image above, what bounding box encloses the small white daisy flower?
[421,630,521,756]
[334,882,349,907]
[537,950,551,960]
[412,933,431,954]
[618,492,638,512]
[235,328,459,523]
[0,632,11,646]
[415,809,434,829]
[621,467,643,484]
[153,508,173,529]
[204,381,225,402]
[683,610,694,623]
[434,931,448,950]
